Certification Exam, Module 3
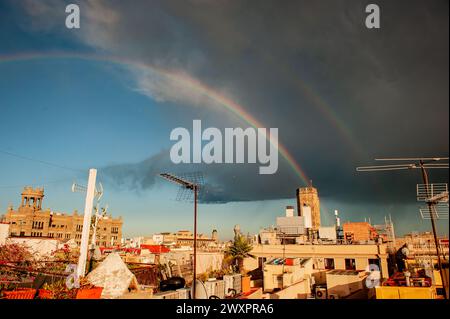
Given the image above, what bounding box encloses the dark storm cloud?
[99,149,301,203]
[99,147,446,205]
[19,0,449,204]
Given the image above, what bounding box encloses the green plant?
[225,234,255,274]
[40,281,77,299]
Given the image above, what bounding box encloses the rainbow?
[262,54,365,158]
[0,52,310,185]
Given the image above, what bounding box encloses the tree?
[0,243,33,264]
[225,234,255,273]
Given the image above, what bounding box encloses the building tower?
[21,186,44,211]
[296,183,321,230]
[212,229,218,243]
[233,224,241,240]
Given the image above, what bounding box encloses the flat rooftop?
[327,270,363,276]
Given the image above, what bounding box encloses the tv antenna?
[91,204,108,249]
[417,183,449,220]
[159,171,204,299]
[72,182,103,201]
[357,157,448,299]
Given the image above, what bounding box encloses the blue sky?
[0,1,448,240]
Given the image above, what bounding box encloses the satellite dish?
[191,280,208,299]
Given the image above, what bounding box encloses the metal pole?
[77,168,97,278]
[193,185,198,299]
[282,234,286,274]
[419,161,447,299]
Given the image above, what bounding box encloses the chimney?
[285,206,294,217]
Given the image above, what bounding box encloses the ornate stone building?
[3,186,123,247]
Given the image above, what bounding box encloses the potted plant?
[38,280,77,299]
[75,278,103,299]
[225,234,255,293]
[38,283,55,299]
[3,288,37,299]
[75,286,103,299]
[241,270,252,294]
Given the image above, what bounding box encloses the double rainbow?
[0,52,310,185]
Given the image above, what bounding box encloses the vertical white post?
[77,168,97,278]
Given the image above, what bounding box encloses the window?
[20,231,25,237]
[325,258,335,270]
[32,221,43,230]
[368,258,380,269]
[345,258,356,270]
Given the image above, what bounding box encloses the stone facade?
[296,186,321,229]
[3,186,122,247]
[343,222,379,242]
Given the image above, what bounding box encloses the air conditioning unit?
[223,274,242,296]
[153,290,179,299]
[176,288,191,299]
[315,287,327,299]
[204,279,225,299]
[328,293,339,299]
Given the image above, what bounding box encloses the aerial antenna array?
[356,156,448,299]
[159,171,204,299]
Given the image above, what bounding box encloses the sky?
[0,0,448,240]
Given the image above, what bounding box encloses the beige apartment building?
[396,232,449,259]
[244,243,389,279]
[3,186,123,247]
[152,230,219,248]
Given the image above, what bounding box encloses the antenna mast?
[357,157,448,299]
[159,172,204,299]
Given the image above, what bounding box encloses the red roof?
[140,244,170,253]
[121,248,141,254]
